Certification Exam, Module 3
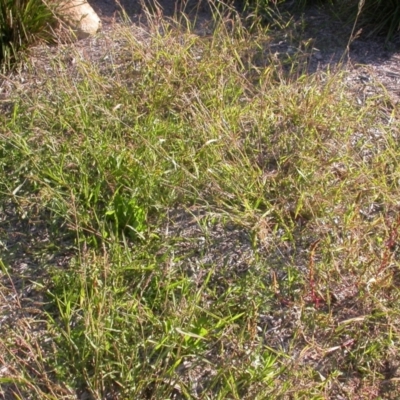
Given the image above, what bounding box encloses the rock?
[58,0,101,40]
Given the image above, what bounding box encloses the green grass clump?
[0,0,55,70]
[1,5,400,399]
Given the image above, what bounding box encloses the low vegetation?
[244,0,400,42]
[1,1,400,399]
[0,0,57,71]
[1,0,399,71]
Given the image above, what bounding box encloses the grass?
[242,0,400,43]
[1,3,400,399]
[352,0,400,42]
[0,0,57,71]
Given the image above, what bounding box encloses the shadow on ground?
[89,0,214,22]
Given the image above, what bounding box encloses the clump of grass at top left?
[0,0,56,71]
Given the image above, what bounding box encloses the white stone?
[58,0,101,40]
